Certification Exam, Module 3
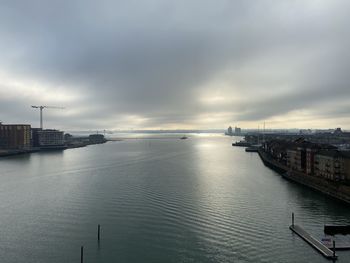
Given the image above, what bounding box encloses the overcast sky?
[0,0,349,131]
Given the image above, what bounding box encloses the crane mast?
[31,105,64,129]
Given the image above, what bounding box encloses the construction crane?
[31,105,65,129]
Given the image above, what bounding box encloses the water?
[0,135,349,263]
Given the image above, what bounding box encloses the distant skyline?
[1,1,350,130]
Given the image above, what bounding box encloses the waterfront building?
[89,134,106,144]
[263,139,294,165]
[306,147,318,175]
[287,148,301,171]
[245,131,350,146]
[64,133,73,142]
[272,138,336,174]
[0,123,31,149]
[32,128,64,148]
[287,145,314,174]
[235,127,241,134]
[314,150,344,181]
[314,150,350,182]
[343,153,350,182]
[227,126,233,136]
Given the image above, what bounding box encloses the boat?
[232,141,251,147]
[180,136,188,140]
[245,146,259,152]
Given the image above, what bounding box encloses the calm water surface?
[0,135,349,262]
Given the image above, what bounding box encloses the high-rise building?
[235,127,241,134]
[0,123,31,149]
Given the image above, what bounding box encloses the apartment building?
[0,123,31,149]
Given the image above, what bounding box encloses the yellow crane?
[31,105,64,129]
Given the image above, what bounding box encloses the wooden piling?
[98,224,101,241]
[81,246,84,263]
[292,213,294,227]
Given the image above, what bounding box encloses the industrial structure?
[31,105,64,129]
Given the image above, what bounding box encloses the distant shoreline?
[0,141,107,158]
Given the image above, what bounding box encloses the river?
[0,134,349,262]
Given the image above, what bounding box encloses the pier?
[290,224,337,260]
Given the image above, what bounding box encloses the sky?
[0,0,350,131]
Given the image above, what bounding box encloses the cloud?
[0,0,350,130]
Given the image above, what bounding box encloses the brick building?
[0,123,31,149]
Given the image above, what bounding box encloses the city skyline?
[1,1,350,130]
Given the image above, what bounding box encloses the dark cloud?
[0,0,350,129]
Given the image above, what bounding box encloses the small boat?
[180,136,188,140]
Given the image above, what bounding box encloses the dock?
[325,242,350,250]
[290,224,337,260]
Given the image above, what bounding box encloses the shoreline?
[0,141,108,158]
[0,149,40,157]
[258,148,350,205]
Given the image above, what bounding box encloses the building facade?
[32,129,64,147]
[0,123,31,149]
[314,150,344,181]
[314,150,350,182]
[343,154,350,182]
[287,148,301,171]
[306,148,318,175]
[264,136,349,182]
